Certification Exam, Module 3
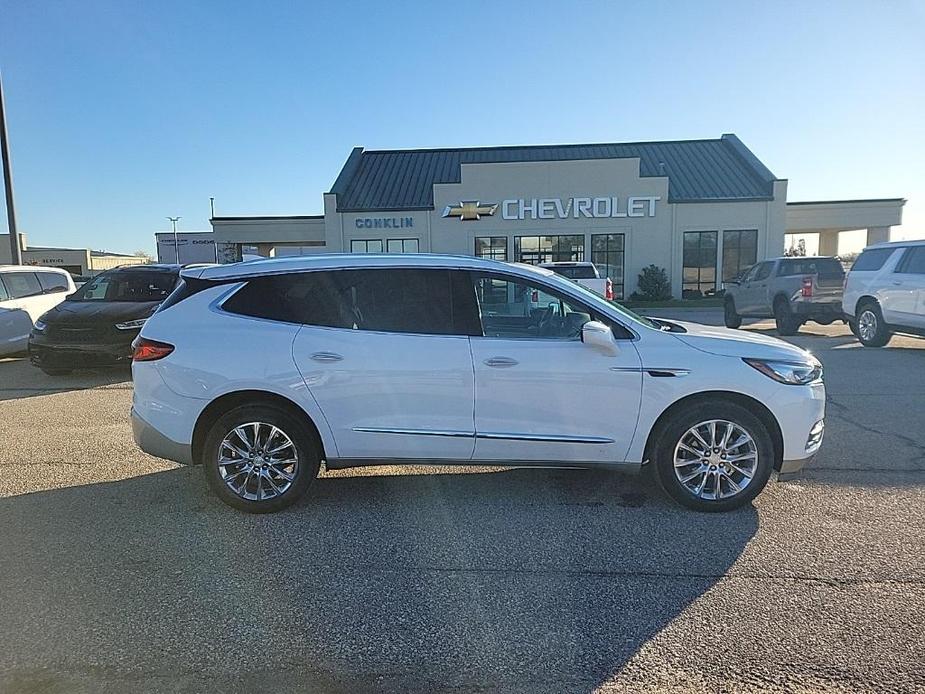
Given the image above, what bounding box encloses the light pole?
[167,216,181,264]
[0,70,23,265]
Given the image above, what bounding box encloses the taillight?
[605,278,614,301]
[132,337,174,362]
[801,276,813,298]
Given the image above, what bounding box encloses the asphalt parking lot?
[1,315,923,693]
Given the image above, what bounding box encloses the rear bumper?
[132,407,193,465]
[792,301,842,316]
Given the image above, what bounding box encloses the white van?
[0,266,76,356]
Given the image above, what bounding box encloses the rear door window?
[37,272,71,293]
[3,272,43,299]
[223,268,481,336]
[851,248,894,272]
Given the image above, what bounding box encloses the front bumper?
[29,333,135,368]
[131,407,194,465]
[778,453,816,480]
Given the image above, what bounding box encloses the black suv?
[29,264,180,374]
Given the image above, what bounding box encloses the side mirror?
[581,320,619,356]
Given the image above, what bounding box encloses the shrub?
[635,265,672,301]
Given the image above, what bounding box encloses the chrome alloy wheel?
[673,420,758,501]
[858,309,878,342]
[217,422,299,502]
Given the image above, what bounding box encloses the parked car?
[843,240,925,347]
[28,264,180,374]
[539,261,614,300]
[0,265,75,357]
[131,255,825,514]
[724,256,845,335]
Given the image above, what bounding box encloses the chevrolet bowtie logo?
[442,201,498,221]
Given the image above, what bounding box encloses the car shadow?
[0,355,131,402]
[0,464,758,692]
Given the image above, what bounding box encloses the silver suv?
[843,240,925,347]
[724,256,845,335]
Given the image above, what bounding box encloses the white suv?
[131,254,825,513]
[843,240,925,347]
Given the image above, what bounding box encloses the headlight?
[33,319,47,332]
[115,318,148,331]
[743,356,822,385]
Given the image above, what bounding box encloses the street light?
[167,216,181,264]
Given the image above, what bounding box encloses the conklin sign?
[501,196,660,220]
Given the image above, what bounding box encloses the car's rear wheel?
[856,301,892,347]
[723,298,742,329]
[202,404,320,513]
[774,299,800,336]
[652,400,774,512]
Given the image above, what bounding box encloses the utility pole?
[167,216,181,264]
[0,70,23,265]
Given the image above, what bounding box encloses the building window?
[722,229,758,284]
[682,231,718,297]
[514,235,584,264]
[350,239,383,254]
[475,237,507,261]
[591,233,625,299]
[386,238,420,253]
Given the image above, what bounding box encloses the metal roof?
[329,134,778,212]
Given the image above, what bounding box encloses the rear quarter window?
[851,248,895,272]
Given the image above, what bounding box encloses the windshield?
[69,271,178,302]
[538,270,659,330]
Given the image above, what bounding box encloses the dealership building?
[211,134,904,299]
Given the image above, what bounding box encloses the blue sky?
[1,0,923,255]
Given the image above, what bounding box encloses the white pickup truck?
[539,262,614,300]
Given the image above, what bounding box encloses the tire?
[652,399,774,512]
[723,298,742,329]
[855,301,892,347]
[202,403,321,513]
[39,367,73,375]
[774,299,800,336]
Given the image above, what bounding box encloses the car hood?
[42,300,159,325]
[668,320,814,361]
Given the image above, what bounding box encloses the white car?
[131,254,825,513]
[843,239,925,347]
[0,265,76,356]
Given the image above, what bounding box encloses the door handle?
[484,356,518,368]
[310,351,343,363]
[892,281,903,286]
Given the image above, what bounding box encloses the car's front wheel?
[202,404,320,513]
[652,400,774,512]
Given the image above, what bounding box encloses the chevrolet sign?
[501,196,660,220]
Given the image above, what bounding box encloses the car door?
[732,264,759,315]
[468,271,642,464]
[290,267,478,461]
[743,261,774,315]
[887,246,925,328]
